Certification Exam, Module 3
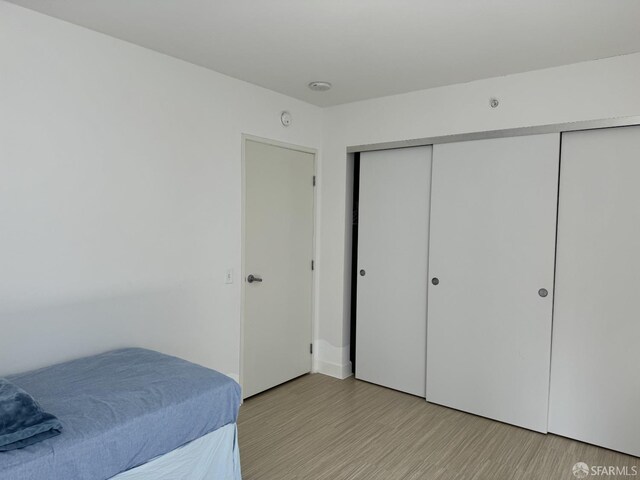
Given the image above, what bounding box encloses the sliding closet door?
[356,146,432,397]
[549,126,640,457]
[426,134,559,432]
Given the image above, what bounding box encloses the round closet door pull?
[538,288,548,297]
[359,269,366,277]
[432,277,439,285]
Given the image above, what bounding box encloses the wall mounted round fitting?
[489,97,500,108]
[308,81,332,92]
[280,111,292,127]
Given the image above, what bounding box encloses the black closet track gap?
[350,153,360,374]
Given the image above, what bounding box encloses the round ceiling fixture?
[308,81,332,92]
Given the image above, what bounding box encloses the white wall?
[317,52,640,375]
[4,0,640,383]
[0,2,323,379]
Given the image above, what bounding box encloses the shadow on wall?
[0,281,237,378]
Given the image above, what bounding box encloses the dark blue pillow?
[0,378,62,451]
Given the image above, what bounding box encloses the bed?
[0,348,242,480]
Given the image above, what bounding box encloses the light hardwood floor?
[238,374,638,480]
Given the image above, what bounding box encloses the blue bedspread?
[0,348,241,480]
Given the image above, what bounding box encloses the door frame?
[346,115,640,153]
[240,134,318,398]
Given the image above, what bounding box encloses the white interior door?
[243,139,314,399]
[356,146,432,397]
[549,126,640,457]
[426,134,559,432]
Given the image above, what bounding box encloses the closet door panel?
[356,146,432,397]
[426,134,559,432]
[549,126,640,457]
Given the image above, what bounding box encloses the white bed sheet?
[111,423,241,480]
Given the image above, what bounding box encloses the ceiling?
[8,0,640,106]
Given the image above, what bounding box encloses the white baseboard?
[316,359,353,380]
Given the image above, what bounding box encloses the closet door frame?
[347,116,640,154]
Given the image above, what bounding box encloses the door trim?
[347,115,640,153]
[240,134,318,398]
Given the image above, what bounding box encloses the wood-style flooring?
[238,373,638,480]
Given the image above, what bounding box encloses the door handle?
[247,274,263,283]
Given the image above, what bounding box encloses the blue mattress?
[0,348,241,480]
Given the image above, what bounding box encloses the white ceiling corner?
[7,0,640,106]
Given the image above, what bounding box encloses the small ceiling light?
[308,81,332,92]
